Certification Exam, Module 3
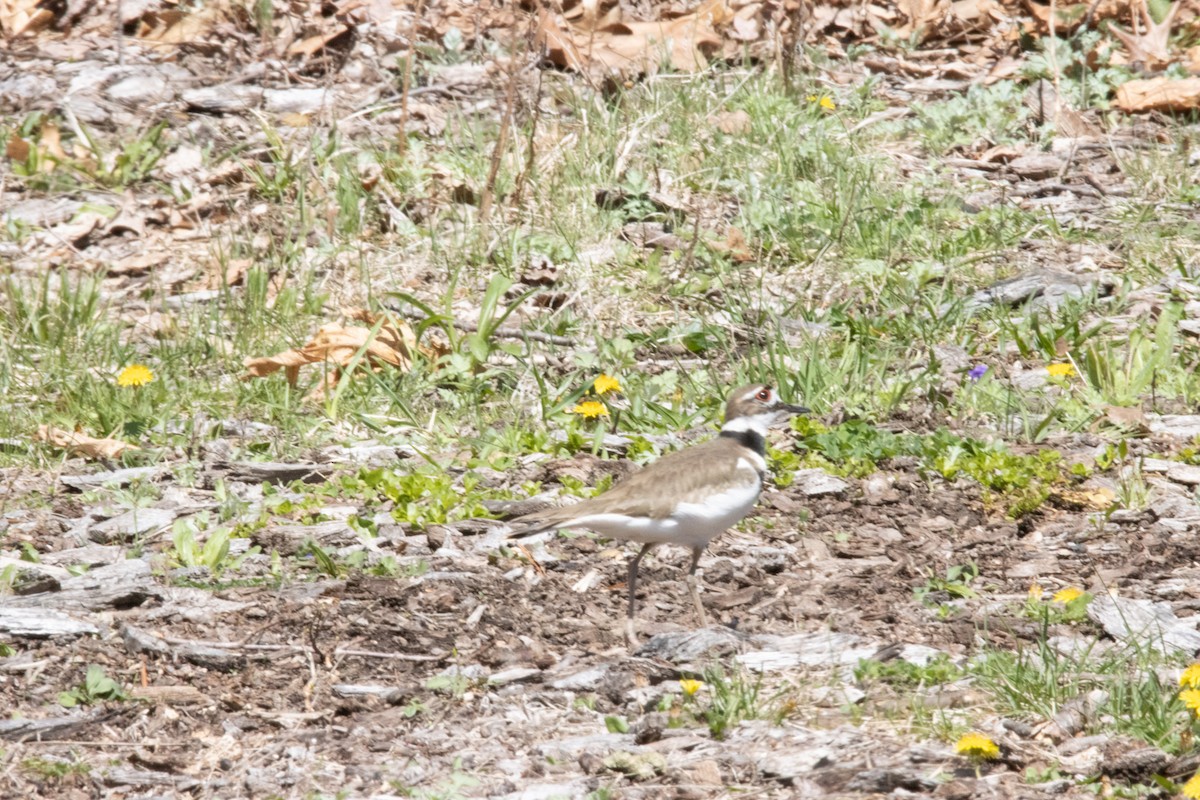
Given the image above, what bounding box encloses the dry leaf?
[242,310,426,401]
[109,252,168,276]
[1108,0,1178,70]
[5,133,30,162]
[40,122,68,163]
[896,0,949,38]
[278,113,311,128]
[36,425,140,460]
[1114,76,1200,113]
[286,25,351,57]
[714,109,751,134]
[1103,405,1149,429]
[7,122,67,174]
[984,55,1022,84]
[0,0,54,35]
[136,1,241,49]
[1187,45,1200,74]
[710,226,752,262]
[538,0,731,78]
[1052,486,1116,510]
[224,258,252,286]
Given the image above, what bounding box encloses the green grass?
[5,36,1200,797]
[4,69,1199,465]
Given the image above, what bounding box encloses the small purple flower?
[967,364,987,382]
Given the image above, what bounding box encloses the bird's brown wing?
[509,437,750,536]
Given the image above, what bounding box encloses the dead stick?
[396,0,425,158]
[157,636,444,661]
[479,44,527,228]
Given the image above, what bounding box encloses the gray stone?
[810,684,866,707]
[1009,154,1065,179]
[488,667,541,686]
[1088,594,1200,656]
[534,732,631,759]
[1148,415,1200,438]
[635,627,744,663]
[106,71,174,105]
[89,507,177,543]
[1166,463,1200,486]
[60,466,163,489]
[264,88,334,115]
[548,666,608,691]
[792,469,849,497]
[0,607,99,637]
[492,781,594,800]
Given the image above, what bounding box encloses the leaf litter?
[5,0,1200,797]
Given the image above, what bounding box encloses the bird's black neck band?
[720,428,766,457]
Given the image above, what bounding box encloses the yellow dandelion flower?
[1052,587,1084,604]
[819,96,836,111]
[570,400,609,419]
[1181,689,1200,714]
[1183,770,1200,799]
[116,364,154,387]
[1028,583,1044,600]
[954,733,1000,760]
[1181,664,1200,689]
[679,679,703,697]
[594,374,622,395]
[1046,363,1075,378]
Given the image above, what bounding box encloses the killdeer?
[509,384,809,645]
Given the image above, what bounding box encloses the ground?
[5,0,1200,798]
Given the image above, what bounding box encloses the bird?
[508,383,809,645]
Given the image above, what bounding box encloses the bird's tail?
[507,505,578,539]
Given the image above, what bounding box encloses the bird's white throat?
[720,413,776,436]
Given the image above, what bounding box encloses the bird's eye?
[756,387,772,402]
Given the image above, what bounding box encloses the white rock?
[791,469,849,496]
[1166,463,1200,486]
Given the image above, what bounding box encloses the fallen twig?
[157,635,444,661]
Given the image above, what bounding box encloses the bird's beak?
[781,403,810,415]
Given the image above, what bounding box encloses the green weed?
[58,664,128,707]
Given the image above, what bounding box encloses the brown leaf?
[1052,486,1116,510]
[109,252,168,276]
[710,226,753,262]
[1114,76,1200,113]
[538,0,731,78]
[895,0,949,38]
[242,311,425,401]
[714,109,751,134]
[1103,405,1149,429]
[5,133,30,162]
[1187,45,1200,74]
[40,122,67,160]
[984,55,1023,85]
[286,25,351,57]
[36,425,140,460]
[224,258,252,286]
[136,2,240,49]
[1108,0,1178,70]
[0,0,54,36]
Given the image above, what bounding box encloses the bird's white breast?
[670,476,762,547]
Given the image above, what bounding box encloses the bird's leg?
[686,546,708,627]
[625,542,654,648]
